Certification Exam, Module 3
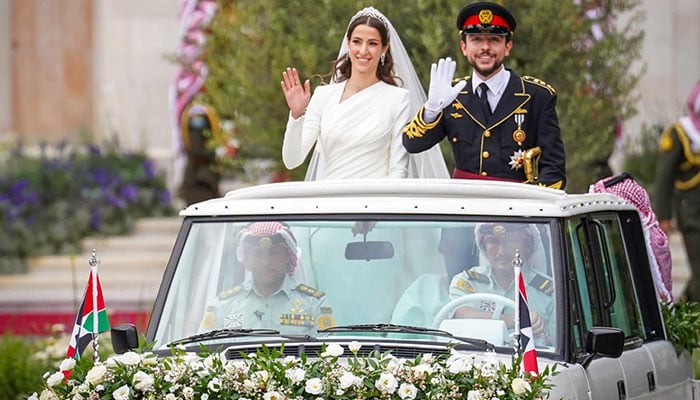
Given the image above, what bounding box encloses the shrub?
[0,140,175,274]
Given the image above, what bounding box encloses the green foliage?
[622,123,664,190]
[660,299,700,357]
[203,0,643,191]
[0,334,48,400]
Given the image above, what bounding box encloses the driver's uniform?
[448,265,555,345]
[200,275,335,334]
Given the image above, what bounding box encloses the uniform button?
[484,130,491,137]
[452,137,458,143]
[481,171,488,176]
[482,151,490,158]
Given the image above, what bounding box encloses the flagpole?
[513,249,522,356]
[90,249,100,363]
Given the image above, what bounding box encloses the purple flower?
[120,184,139,202]
[142,160,156,179]
[159,190,172,206]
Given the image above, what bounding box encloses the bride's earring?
[380,53,385,65]
[345,53,350,63]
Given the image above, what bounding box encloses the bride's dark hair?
[328,15,399,87]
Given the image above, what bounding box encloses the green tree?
[202,0,643,191]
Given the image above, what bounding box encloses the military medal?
[280,300,314,327]
[513,113,526,146]
[224,313,244,328]
[509,149,526,170]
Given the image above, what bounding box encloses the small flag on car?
[64,250,110,378]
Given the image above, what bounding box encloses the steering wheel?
[432,293,516,328]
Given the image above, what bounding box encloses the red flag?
[518,268,539,375]
[64,270,110,378]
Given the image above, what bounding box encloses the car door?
[566,213,655,399]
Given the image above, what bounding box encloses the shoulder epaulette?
[529,273,554,295]
[453,75,471,84]
[295,283,325,298]
[523,76,556,95]
[218,285,243,300]
[466,269,490,284]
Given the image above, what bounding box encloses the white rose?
[118,351,141,366]
[398,383,418,400]
[263,390,285,400]
[165,394,177,400]
[59,358,76,372]
[411,363,433,378]
[204,355,216,369]
[386,357,401,373]
[243,379,256,390]
[283,356,298,365]
[511,377,532,394]
[85,364,108,385]
[375,372,398,394]
[253,370,270,383]
[46,371,64,388]
[39,389,58,400]
[322,343,344,357]
[339,372,357,389]
[142,352,158,365]
[133,371,155,391]
[467,390,482,400]
[285,367,306,383]
[112,385,130,400]
[28,392,39,400]
[183,387,195,399]
[305,378,325,395]
[348,341,362,352]
[447,356,471,374]
[208,377,222,392]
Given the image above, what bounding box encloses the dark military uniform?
[653,122,700,302]
[403,72,566,189]
[179,103,221,206]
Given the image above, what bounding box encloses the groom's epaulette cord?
[403,105,441,139]
[523,76,556,95]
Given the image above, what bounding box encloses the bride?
[280,7,448,180]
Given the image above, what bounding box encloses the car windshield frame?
[148,214,563,356]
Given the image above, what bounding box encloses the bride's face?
[347,24,388,77]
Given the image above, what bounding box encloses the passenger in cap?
[201,221,335,334]
[448,223,555,346]
[403,1,566,189]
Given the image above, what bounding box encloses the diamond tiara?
[350,7,390,30]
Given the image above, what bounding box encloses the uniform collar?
[471,66,510,97]
[243,274,298,298]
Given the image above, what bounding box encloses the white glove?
[424,57,467,122]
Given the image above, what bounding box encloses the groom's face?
[460,34,512,80]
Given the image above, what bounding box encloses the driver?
[448,223,554,345]
[202,221,335,334]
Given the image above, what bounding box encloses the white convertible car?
[112,179,695,399]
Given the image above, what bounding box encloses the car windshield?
[153,218,558,352]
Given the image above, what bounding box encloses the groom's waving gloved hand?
[423,57,467,123]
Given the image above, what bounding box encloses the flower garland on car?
[31,342,555,400]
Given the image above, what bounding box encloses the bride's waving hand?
[281,67,310,120]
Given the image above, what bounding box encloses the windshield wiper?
[319,323,495,351]
[169,328,282,347]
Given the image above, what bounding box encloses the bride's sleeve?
[387,90,411,178]
[282,89,322,169]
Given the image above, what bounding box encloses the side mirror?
[111,324,139,354]
[581,327,625,368]
[345,241,394,261]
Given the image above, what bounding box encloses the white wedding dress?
[282,81,411,180]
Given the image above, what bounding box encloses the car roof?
[180,179,635,218]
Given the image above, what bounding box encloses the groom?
[402,1,566,190]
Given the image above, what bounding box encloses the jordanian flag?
[66,270,110,363]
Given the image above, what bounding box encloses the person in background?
[653,80,700,302]
[402,1,566,189]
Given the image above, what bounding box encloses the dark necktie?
[478,82,491,115]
